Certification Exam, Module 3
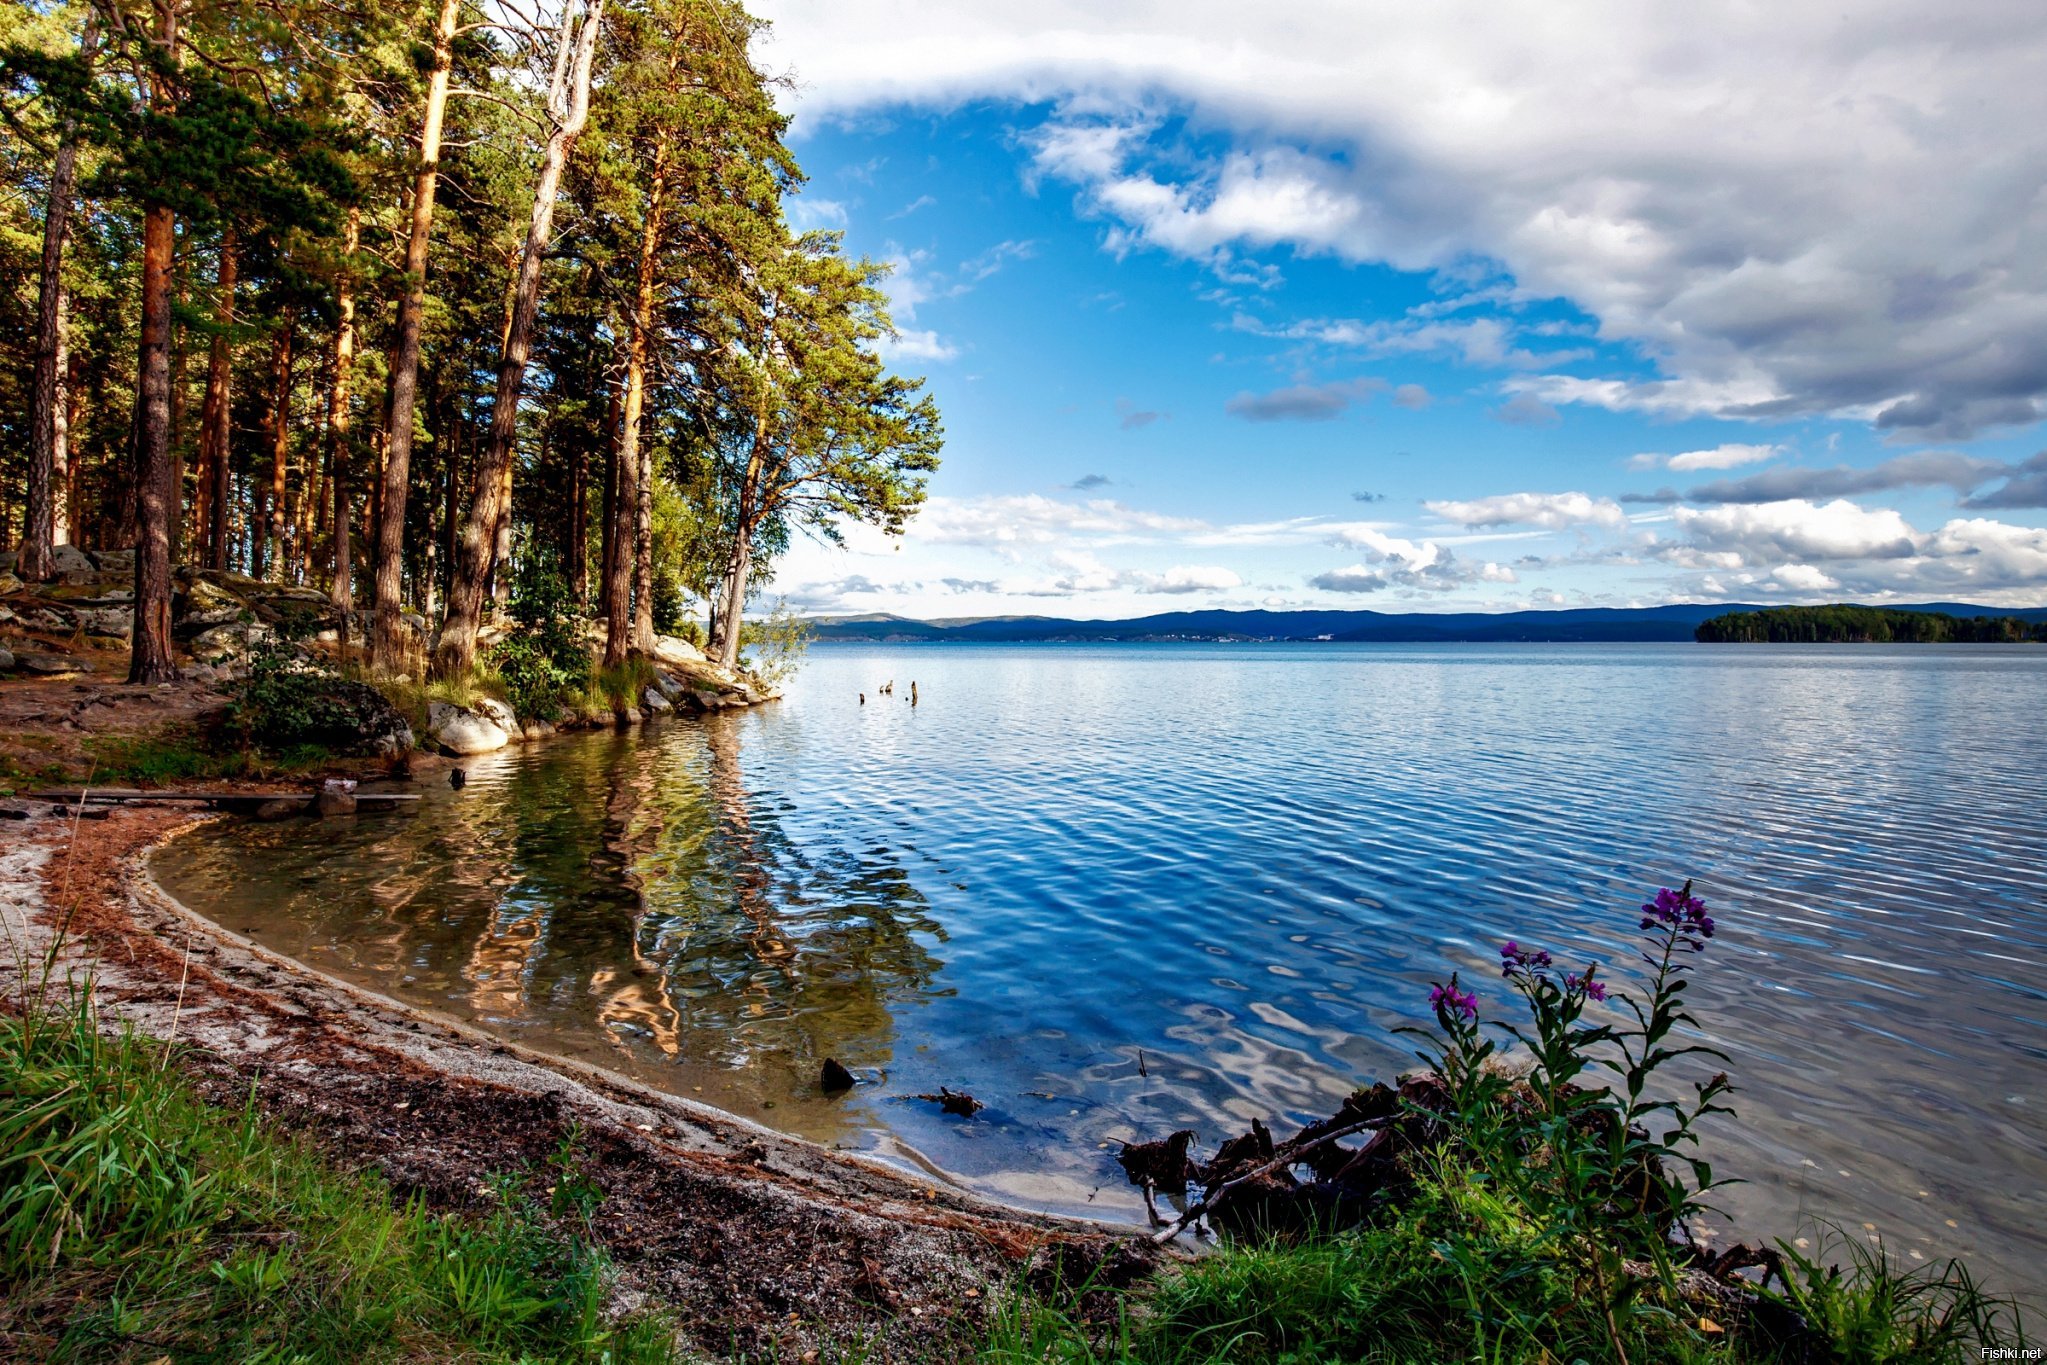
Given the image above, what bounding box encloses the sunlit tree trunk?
[371,0,462,673]
[21,13,100,583]
[329,206,359,628]
[128,2,183,683]
[437,0,602,678]
[608,158,665,665]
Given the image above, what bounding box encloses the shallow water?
[153,642,2047,1302]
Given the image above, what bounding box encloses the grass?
[362,668,510,737]
[977,1163,2031,1365]
[0,993,678,1364]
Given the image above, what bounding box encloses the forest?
[1694,605,2047,644]
[0,0,940,686]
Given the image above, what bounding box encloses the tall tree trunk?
[597,371,620,623]
[608,157,666,665]
[712,422,766,672]
[329,208,359,634]
[169,271,189,561]
[436,0,603,679]
[52,288,73,547]
[21,14,99,583]
[254,315,294,577]
[194,229,236,570]
[129,3,182,683]
[567,424,587,602]
[370,0,462,673]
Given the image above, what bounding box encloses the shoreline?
[2,805,1151,1359]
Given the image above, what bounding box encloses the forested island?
[1695,605,2047,643]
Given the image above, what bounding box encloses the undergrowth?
[0,993,677,1364]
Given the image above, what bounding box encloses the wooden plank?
[24,788,420,806]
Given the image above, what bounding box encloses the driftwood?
[1150,1115,1388,1244]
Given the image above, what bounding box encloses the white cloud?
[1629,443,1783,472]
[1135,564,1244,593]
[1311,525,1516,593]
[1669,498,1920,563]
[912,494,1205,548]
[880,328,958,363]
[1424,491,1628,530]
[756,1,2047,437]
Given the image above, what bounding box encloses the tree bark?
[194,229,236,570]
[712,420,766,672]
[52,288,73,547]
[435,0,603,679]
[329,207,359,630]
[610,157,666,664]
[129,3,182,684]
[597,371,621,623]
[255,314,294,577]
[370,0,463,673]
[21,12,100,583]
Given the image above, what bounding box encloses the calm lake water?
[153,643,2047,1302]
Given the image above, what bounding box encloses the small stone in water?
[820,1058,856,1093]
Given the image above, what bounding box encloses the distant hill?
[1696,605,2047,643]
[809,603,2047,644]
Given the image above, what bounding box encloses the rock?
[472,696,519,734]
[190,621,272,665]
[820,1059,856,1093]
[47,544,95,578]
[521,718,556,742]
[0,649,13,671]
[314,779,358,818]
[19,654,87,676]
[688,689,723,712]
[642,685,672,714]
[254,798,303,822]
[180,663,221,684]
[183,576,241,611]
[0,572,22,595]
[76,607,132,639]
[426,701,508,756]
[652,671,686,702]
[652,634,706,667]
[87,548,134,572]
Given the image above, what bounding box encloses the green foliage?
[229,639,409,754]
[1767,1227,2029,1363]
[0,995,677,1363]
[490,557,593,722]
[1696,606,2047,643]
[738,596,813,684]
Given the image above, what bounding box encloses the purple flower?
[1500,941,1554,978]
[1641,885,1715,943]
[1430,982,1479,1021]
[1566,970,1609,1002]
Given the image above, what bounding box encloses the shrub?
[489,560,591,722]
[738,598,813,685]
[229,640,411,755]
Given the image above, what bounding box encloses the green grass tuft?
[0,993,677,1363]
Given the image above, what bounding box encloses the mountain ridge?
[806,603,2047,644]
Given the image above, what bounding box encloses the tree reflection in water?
[151,717,948,1141]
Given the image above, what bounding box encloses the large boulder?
[191,621,273,668]
[76,606,132,640]
[472,695,519,734]
[47,544,95,579]
[652,634,706,667]
[642,685,672,714]
[427,700,508,756]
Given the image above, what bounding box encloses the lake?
[152,642,2047,1302]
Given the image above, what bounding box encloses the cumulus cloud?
[881,328,958,362]
[1668,499,1921,563]
[1426,491,1627,530]
[1069,473,1113,490]
[1224,377,1380,421]
[1310,526,1516,593]
[1235,314,1579,370]
[1629,443,1782,472]
[758,0,2047,436]
[1391,383,1432,410]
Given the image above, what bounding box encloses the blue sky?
[752,2,2047,619]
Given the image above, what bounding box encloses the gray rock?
[77,607,132,639]
[642,685,672,714]
[190,621,272,664]
[521,718,557,742]
[254,799,303,822]
[652,634,706,666]
[473,696,518,734]
[0,648,13,671]
[20,654,87,676]
[0,572,22,595]
[48,544,94,578]
[427,701,508,756]
[651,671,686,701]
[87,548,134,572]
